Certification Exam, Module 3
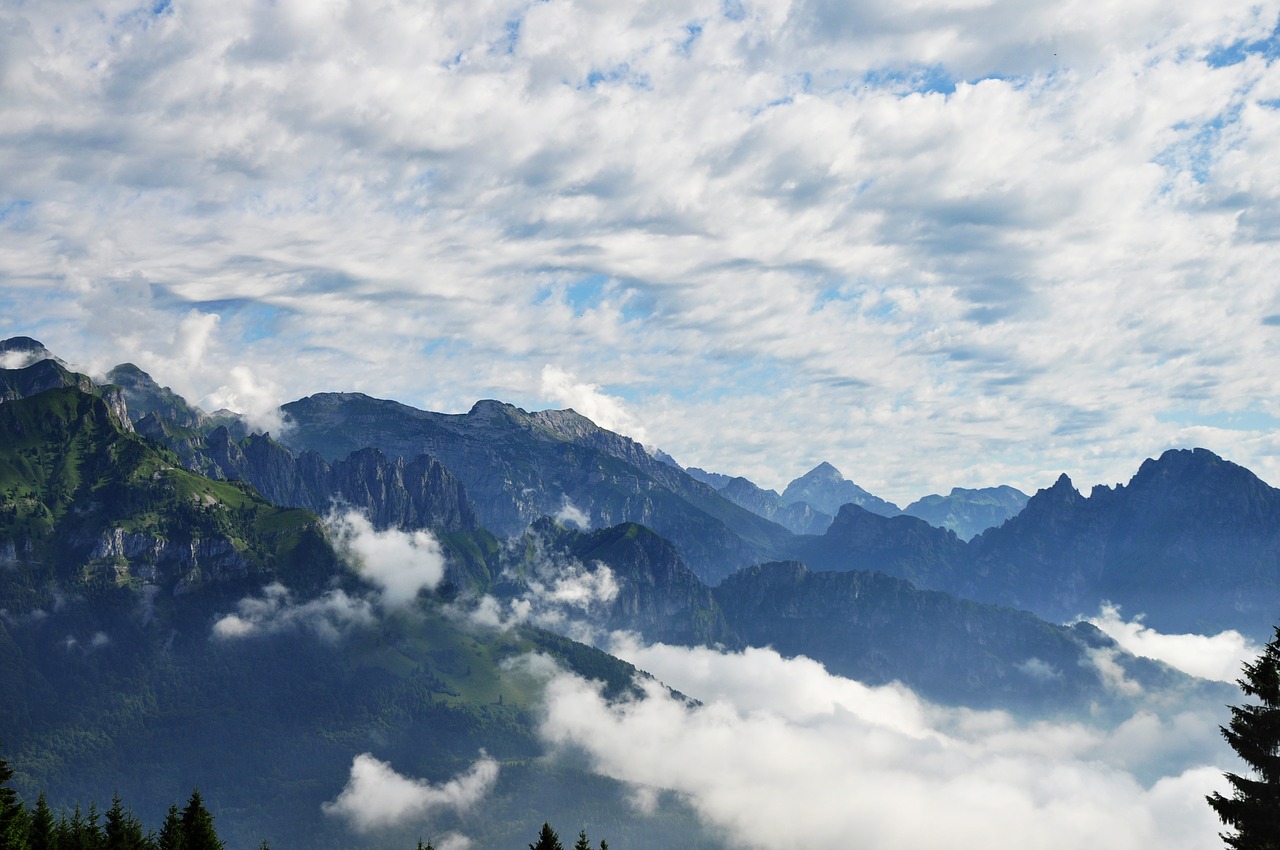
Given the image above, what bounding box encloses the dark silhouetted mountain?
[786,503,966,588]
[902,485,1028,540]
[781,461,901,517]
[0,345,133,431]
[106,362,207,430]
[718,476,833,535]
[711,560,1226,714]
[279,393,793,583]
[962,449,1280,637]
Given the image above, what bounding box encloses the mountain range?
[1,335,1272,849]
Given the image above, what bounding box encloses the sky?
[2,0,1280,503]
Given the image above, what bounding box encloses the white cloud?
[2,0,1280,502]
[321,752,498,833]
[553,498,591,530]
[540,365,648,445]
[538,641,1233,850]
[456,542,619,642]
[1084,603,1261,684]
[211,582,375,641]
[327,510,448,608]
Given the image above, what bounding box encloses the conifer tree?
[178,792,222,850]
[528,822,563,850]
[573,830,590,850]
[102,795,145,850]
[27,795,53,850]
[1207,626,1280,849]
[156,805,182,850]
[0,754,27,850]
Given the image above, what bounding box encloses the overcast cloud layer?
[2,0,1280,500]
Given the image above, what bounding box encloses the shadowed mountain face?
[787,449,1280,640]
[279,393,794,583]
[710,561,1226,715]
[963,449,1280,636]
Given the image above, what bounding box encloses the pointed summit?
[781,462,901,518]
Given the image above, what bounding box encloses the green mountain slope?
[0,386,723,850]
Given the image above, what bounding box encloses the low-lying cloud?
[327,510,448,608]
[211,582,375,641]
[462,545,619,641]
[537,639,1232,850]
[1084,603,1260,683]
[322,752,498,833]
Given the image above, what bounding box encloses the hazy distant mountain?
[280,393,793,582]
[684,466,734,489]
[781,461,901,517]
[717,476,834,535]
[902,485,1029,540]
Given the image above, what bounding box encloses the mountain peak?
[805,461,845,481]
[782,462,900,517]
[0,336,61,369]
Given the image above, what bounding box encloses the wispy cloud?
[211,582,375,641]
[1084,603,1261,684]
[2,0,1279,500]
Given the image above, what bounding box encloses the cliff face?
[280,393,794,583]
[0,386,334,606]
[519,520,739,648]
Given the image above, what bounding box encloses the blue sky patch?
[1205,21,1280,67]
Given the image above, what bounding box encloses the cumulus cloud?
[540,365,648,445]
[1084,603,1262,684]
[327,510,448,608]
[3,0,1280,501]
[538,640,1233,850]
[211,582,375,641]
[321,752,498,833]
[553,498,591,530]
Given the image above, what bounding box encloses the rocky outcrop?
[200,429,478,533]
[87,527,256,587]
[279,393,795,583]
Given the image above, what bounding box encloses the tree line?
[0,764,611,850]
[0,775,227,850]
